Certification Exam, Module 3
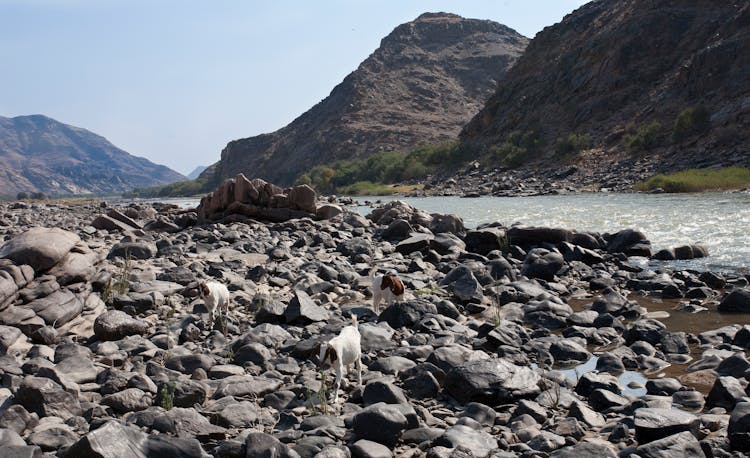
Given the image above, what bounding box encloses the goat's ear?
[325,346,338,363]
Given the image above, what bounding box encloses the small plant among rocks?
[555,132,591,156]
[673,105,710,142]
[625,121,662,154]
[101,251,132,302]
[306,371,330,415]
[158,382,176,411]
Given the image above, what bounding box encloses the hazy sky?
[0,1,588,176]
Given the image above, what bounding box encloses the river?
[353,192,750,274]
[147,191,750,273]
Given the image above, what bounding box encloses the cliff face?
[0,115,185,196]
[461,0,750,172]
[207,13,528,186]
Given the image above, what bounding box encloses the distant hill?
[0,115,185,196]
[187,165,208,180]
[204,12,528,186]
[461,0,750,175]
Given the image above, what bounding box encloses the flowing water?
[158,192,750,272]
[353,192,750,274]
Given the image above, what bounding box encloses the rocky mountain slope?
[461,0,750,177]
[205,12,528,186]
[0,115,185,196]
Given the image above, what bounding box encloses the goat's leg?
[331,365,343,403]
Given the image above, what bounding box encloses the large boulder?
[444,359,540,404]
[521,248,565,281]
[107,242,157,260]
[634,408,700,444]
[244,431,299,458]
[92,214,137,231]
[395,233,433,254]
[64,420,206,458]
[507,226,573,248]
[25,290,83,327]
[352,403,409,448]
[429,213,465,235]
[464,227,507,255]
[439,266,483,303]
[0,228,79,272]
[550,442,618,458]
[284,290,329,324]
[286,184,317,213]
[368,200,431,227]
[381,219,414,241]
[719,289,750,313]
[707,376,747,410]
[47,244,101,285]
[432,425,498,458]
[101,388,152,414]
[15,376,83,420]
[635,431,706,458]
[606,229,651,257]
[378,300,437,329]
[0,262,34,307]
[729,401,750,452]
[213,375,282,398]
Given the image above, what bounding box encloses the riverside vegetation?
[1,182,750,456]
[126,102,745,199]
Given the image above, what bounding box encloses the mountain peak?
[207,14,528,185]
[414,12,463,22]
[0,114,185,195]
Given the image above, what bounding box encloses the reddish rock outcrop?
[197,174,323,223]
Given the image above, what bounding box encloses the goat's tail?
[369,267,378,279]
[351,313,358,327]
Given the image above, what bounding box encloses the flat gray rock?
[0,227,79,272]
[444,358,540,404]
[635,431,706,458]
[94,310,150,341]
[634,407,700,444]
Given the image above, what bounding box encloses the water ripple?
[358,193,750,274]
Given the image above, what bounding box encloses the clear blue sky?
[0,1,588,176]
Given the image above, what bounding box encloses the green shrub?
[624,121,662,153]
[673,106,710,142]
[16,192,28,200]
[295,141,473,194]
[125,178,210,198]
[294,174,312,186]
[490,130,541,167]
[635,166,750,192]
[555,133,591,156]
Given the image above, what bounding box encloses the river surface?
[353,192,750,274]
[146,192,750,273]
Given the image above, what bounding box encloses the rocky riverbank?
[0,190,749,457]
[412,146,750,197]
